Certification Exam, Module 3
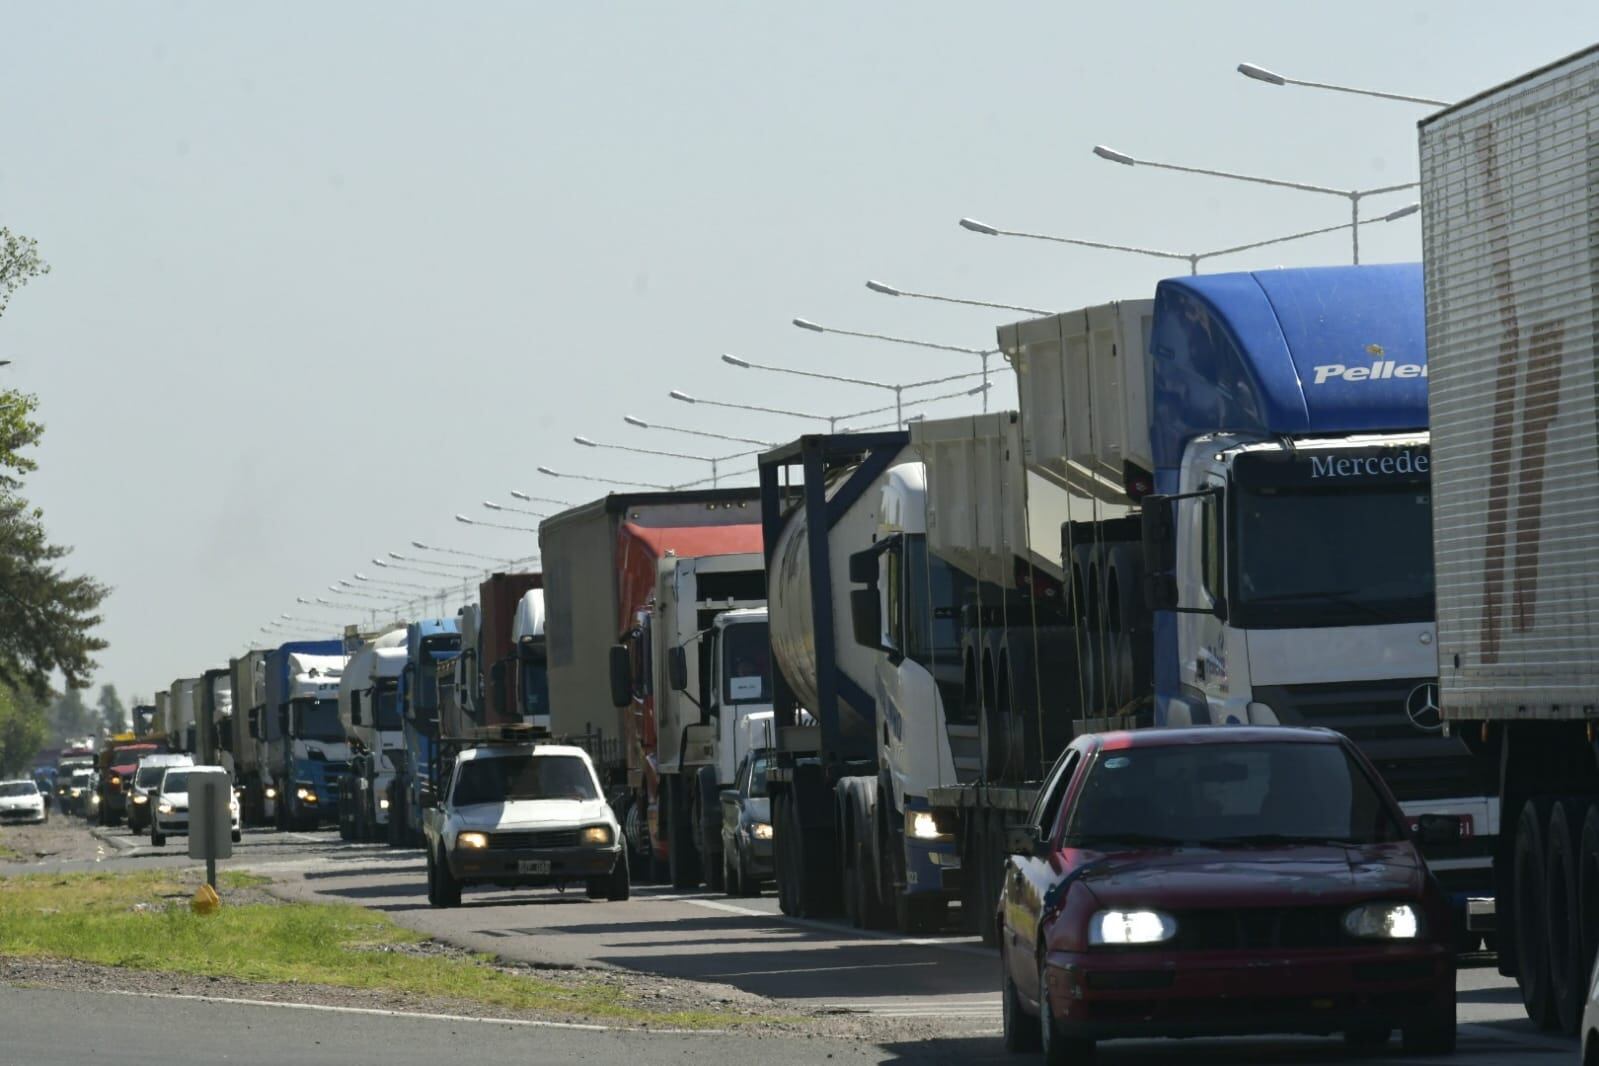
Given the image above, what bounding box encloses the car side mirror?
[849,589,882,651]
[668,646,689,693]
[720,789,740,805]
[1413,813,1464,847]
[1006,824,1044,856]
[1140,496,1178,611]
[608,645,631,709]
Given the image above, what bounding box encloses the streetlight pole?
[352,572,430,593]
[1090,145,1416,264]
[622,414,773,449]
[536,465,677,491]
[668,389,844,431]
[388,551,478,574]
[865,279,1049,316]
[1236,62,1447,107]
[483,501,546,519]
[721,354,984,430]
[791,318,1000,412]
[575,434,732,488]
[959,202,1419,274]
[455,514,540,534]
[373,557,466,581]
[409,540,503,564]
[509,490,571,507]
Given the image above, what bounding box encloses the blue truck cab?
[264,639,349,831]
[388,619,461,847]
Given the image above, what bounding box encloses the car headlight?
[265,786,277,799]
[1343,902,1422,940]
[109,775,121,787]
[581,826,613,846]
[132,794,148,805]
[750,822,773,841]
[157,802,174,815]
[379,798,390,810]
[907,810,950,841]
[457,831,489,850]
[1089,909,1179,946]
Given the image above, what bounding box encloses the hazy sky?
[1,2,1591,702]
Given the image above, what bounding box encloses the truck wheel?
[774,793,797,916]
[433,847,461,908]
[1514,798,1557,1029]
[606,849,631,902]
[699,768,724,893]
[1545,799,1585,1034]
[150,827,166,847]
[1578,803,1599,998]
[666,778,700,889]
[896,894,947,935]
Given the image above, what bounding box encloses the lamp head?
[958,217,1001,235]
[668,391,695,403]
[721,354,751,368]
[1092,144,1137,166]
[573,435,598,447]
[1237,62,1286,86]
[623,415,649,428]
[792,317,823,332]
[865,280,902,295]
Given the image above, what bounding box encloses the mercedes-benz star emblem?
[1405,683,1442,732]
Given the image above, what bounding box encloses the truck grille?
[1171,907,1346,951]
[1250,680,1492,802]
[488,828,580,850]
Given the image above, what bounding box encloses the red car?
[997,727,1457,1062]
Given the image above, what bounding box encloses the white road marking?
[93,988,728,1035]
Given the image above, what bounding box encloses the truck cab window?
[885,541,904,655]
[1200,489,1222,603]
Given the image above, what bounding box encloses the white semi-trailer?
[1419,43,1599,1035]
[338,628,408,842]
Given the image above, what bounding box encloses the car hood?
[0,795,41,807]
[457,798,612,829]
[1076,842,1425,910]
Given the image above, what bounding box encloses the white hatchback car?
[151,766,242,847]
[0,778,47,825]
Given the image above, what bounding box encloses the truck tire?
[698,767,724,893]
[1514,798,1557,1029]
[773,792,797,915]
[432,846,461,908]
[666,778,701,889]
[1578,803,1599,1000]
[606,847,631,902]
[1545,798,1585,1034]
[896,893,947,934]
[150,826,165,847]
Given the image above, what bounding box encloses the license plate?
[517,859,551,875]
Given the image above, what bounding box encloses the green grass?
[0,843,20,863]
[0,869,752,1028]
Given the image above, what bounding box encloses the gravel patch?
[0,822,114,868]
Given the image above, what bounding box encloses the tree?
[0,683,46,776]
[48,687,96,744]
[0,229,107,700]
[97,683,127,734]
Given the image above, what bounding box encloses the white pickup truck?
[423,742,629,907]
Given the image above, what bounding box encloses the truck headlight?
[750,822,773,840]
[581,826,613,846]
[1089,909,1178,946]
[265,786,277,799]
[457,832,489,850]
[379,798,390,810]
[1343,902,1422,940]
[296,786,314,802]
[907,810,950,841]
[132,794,148,805]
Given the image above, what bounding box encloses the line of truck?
[133,44,1599,1037]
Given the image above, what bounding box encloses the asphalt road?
[7,821,1581,1064]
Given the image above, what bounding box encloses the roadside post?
[188,767,233,891]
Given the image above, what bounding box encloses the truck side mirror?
[350,693,362,727]
[608,645,631,708]
[247,708,260,741]
[668,646,689,692]
[850,588,883,651]
[848,547,880,585]
[1140,495,1179,611]
[277,707,289,737]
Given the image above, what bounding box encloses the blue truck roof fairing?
[1148,263,1426,468]
[406,618,460,658]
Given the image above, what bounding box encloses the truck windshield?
[452,754,598,806]
[1064,740,1405,847]
[519,647,550,719]
[373,686,402,731]
[722,623,771,704]
[292,699,345,741]
[1230,473,1433,629]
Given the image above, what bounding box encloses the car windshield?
[0,782,38,797]
[747,755,772,798]
[722,623,771,704]
[162,771,192,794]
[1064,741,1406,847]
[292,699,344,741]
[452,754,597,806]
[135,765,171,788]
